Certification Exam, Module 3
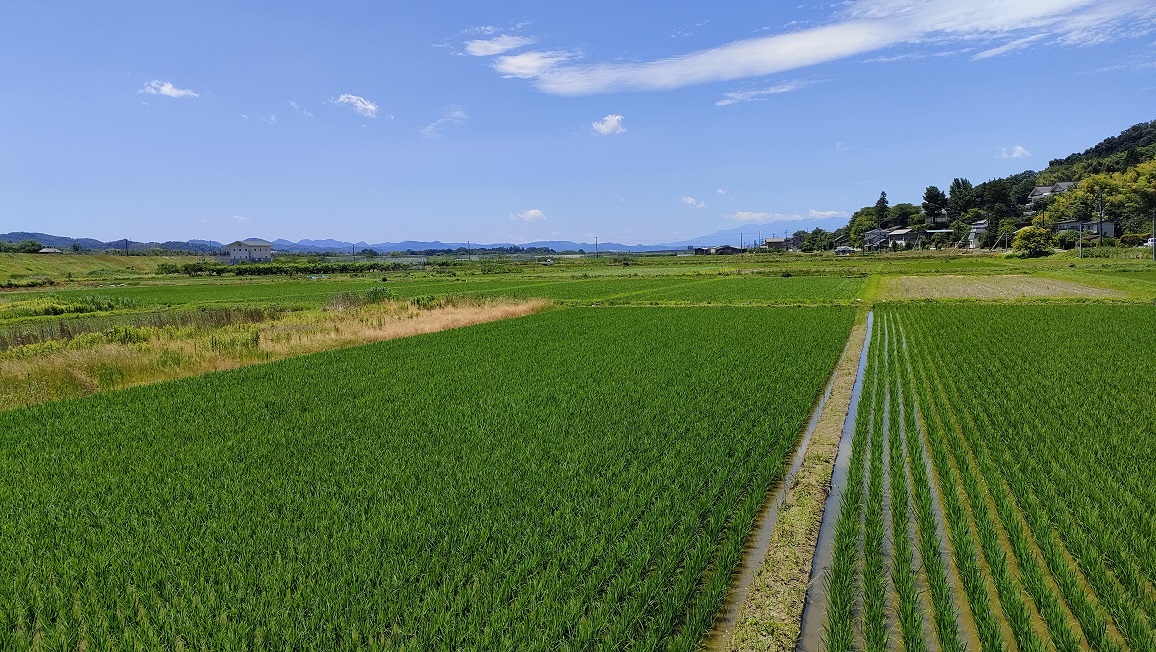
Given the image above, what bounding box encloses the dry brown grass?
[726,315,869,652]
[0,298,548,410]
[882,275,1121,300]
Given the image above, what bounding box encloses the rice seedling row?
[811,304,1156,651]
[0,306,854,649]
[889,304,1156,652]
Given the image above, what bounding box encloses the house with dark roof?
[862,228,889,251]
[1026,182,1076,204]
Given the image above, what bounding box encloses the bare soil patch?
[884,275,1120,300]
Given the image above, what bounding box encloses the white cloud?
[333,94,378,118]
[466,35,535,56]
[1000,145,1032,159]
[512,209,546,222]
[836,142,855,151]
[809,209,849,218]
[464,25,499,36]
[232,215,250,223]
[716,79,817,106]
[420,106,469,139]
[139,80,198,98]
[731,211,805,224]
[972,33,1050,60]
[681,196,706,208]
[592,114,626,135]
[493,50,577,78]
[488,0,1156,95]
[716,188,729,196]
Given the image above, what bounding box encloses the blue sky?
[3,1,1155,245]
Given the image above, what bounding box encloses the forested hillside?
[836,119,1156,249]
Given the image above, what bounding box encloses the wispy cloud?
[466,35,535,56]
[592,114,626,135]
[730,211,805,224]
[809,209,849,218]
[421,106,469,139]
[494,51,578,78]
[487,0,1156,95]
[139,80,198,98]
[231,215,250,223]
[289,101,314,118]
[681,196,706,208]
[333,94,378,118]
[972,33,1050,60]
[716,79,818,106]
[999,145,1032,159]
[511,209,546,222]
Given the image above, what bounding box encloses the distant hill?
[0,232,223,253]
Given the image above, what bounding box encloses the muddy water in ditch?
[794,311,875,652]
[699,328,848,651]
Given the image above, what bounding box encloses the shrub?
[1012,226,1055,258]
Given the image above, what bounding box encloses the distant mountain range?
[0,217,848,255]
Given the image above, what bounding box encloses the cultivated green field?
[0,306,854,649]
[820,304,1156,652]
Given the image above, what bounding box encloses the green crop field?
[0,306,854,649]
[819,304,1156,652]
[23,273,864,309]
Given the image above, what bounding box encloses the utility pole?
[1151,211,1155,263]
[1097,188,1105,249]
[1078,221,1083,259]
[467,240,471,261]
[595,237,599,258]
[124,238,129,256]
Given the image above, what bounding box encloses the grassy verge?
[0,295,547,410]
[726,312,869,652]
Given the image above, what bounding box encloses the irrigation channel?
[796,313,982,652]
[795,311,874,652]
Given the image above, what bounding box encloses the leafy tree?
[791,229,809,250]
[980,178,1018,218]
[1055,229,1079,249]
[1012,226,1055,257]
[946,178,976,218]
[847,206,878,246]
[360,248,379,258]
[922,186,948,222]
[802,228,835,252]
[888,203,921,228]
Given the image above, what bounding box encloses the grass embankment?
[725,312,869,652]
[0,295,546,410]
[0,253,195,284]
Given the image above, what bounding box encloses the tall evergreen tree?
[874,192,890,228]
[946,178,977,218]
[922,186,948,221]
